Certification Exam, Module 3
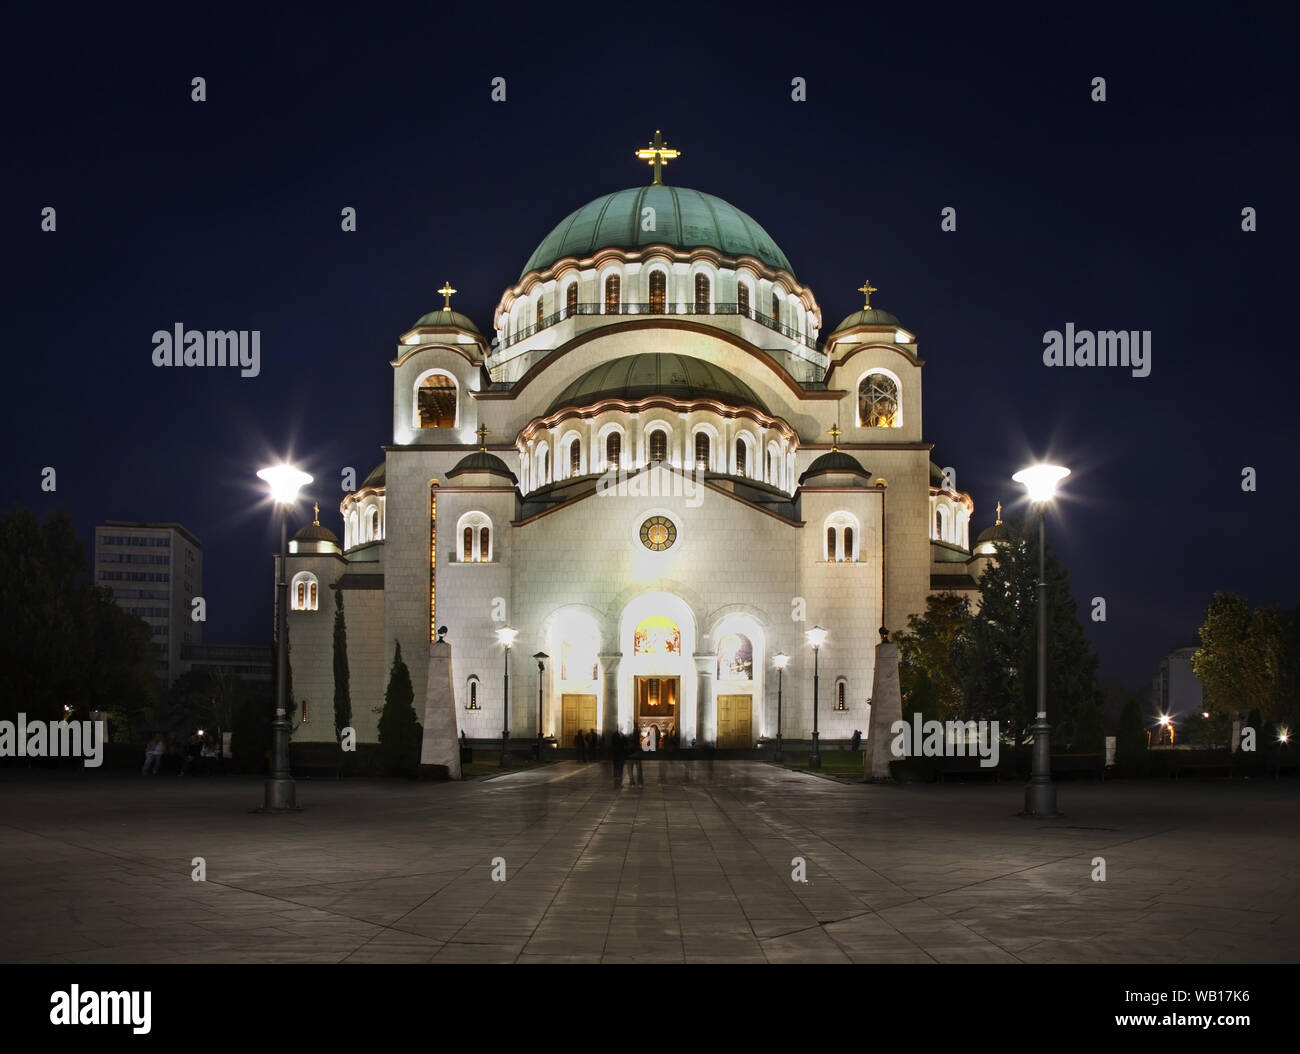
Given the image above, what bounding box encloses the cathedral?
[283,134,999,752]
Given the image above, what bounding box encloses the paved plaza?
[0,762,1296,963]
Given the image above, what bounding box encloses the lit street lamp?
[773,652,790,762]
[257,462,312,812]
[497,626,517,767]
[805,626,827,769]
[1011,462,1070,817]
[533,651,549,762]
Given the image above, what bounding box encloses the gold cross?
[475,425,490,451]
[313,502,320,526]
[437,281,457,311]
[995,500,1002,525]
[635,130,680,185]
[857,280,878,309]
[828,424,842,451]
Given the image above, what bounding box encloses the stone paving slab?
[0,763,1298,963]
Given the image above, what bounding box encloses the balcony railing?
[499,302,819,351]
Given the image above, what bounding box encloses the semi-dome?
[447,451,518,484]
[413,307,481,333]
[521,186,793,279]
[832,307,903,332]
[360,463,385,489]
[547,353,769,416]
[799,450,870,485]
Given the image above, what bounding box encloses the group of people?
[141,730,222,776]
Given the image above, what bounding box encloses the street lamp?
[805,626,827,769]
[496,626,517,767]
[1158,713,1174,746]
[533,651,549,762]
[772,652,790,761]
[257,462,312,812]
[1011,462,1069,817]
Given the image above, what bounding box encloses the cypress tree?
[332,587,352,742]
[378,640,422,776]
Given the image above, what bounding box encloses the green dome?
[833,307,903,332]
[799,451,869,485]
[447,451,518,484]
[360,463,385,489]
[521,186,793,279]
[292,522,339,545]
[413,308,480,333]
[547,354,769,416]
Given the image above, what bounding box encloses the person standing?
[610,729,625,789]
[587,728,598,761]
[574,729,587,762]
[141,733,164,775]
[625,727,644,788]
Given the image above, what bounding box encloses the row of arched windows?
[344,504,383,550]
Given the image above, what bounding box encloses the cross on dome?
[313,502,320,526]
[437,281,457,311]
[476,424,490,451]
[857,279,878,309]
[828,424,842,451]
[635,130,680,185]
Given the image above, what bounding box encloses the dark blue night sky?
[4,2,1296,692]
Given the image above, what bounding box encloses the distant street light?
[805,626,827,769]
[496,627,517,767]
[533,651,549,762]
[1012,462,1069,817]
[257,463,312,812]
[773,652,790,762]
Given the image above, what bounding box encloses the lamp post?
[773,652,790,761]
[805,626,827,769]
[257,463,313,812]
[533,651,548,761]
[497,627,517,767]
[1012,462,1069,817]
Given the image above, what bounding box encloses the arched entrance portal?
[618,593,698,748]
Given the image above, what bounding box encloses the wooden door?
[716,694,753,749]
[562,694,597,745]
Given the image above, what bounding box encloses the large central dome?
[521,186,793,280]
[547,353,769,415]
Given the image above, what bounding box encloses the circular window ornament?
[639,515,677,552]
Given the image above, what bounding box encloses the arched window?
[467,677,480,710]
[649,271,666,314]
[768,447,778,483]
[368,506,380,541]
[825,511,861,562]
[565,283,578,318]
[417,372,457,429]
[536,299,544,330]
[290,572,319,611]
[844,526,854,559]
[836,681,847,711]
[737,282,750,319]
[935,509,943,540]
[648,429,668,463]
[827,526,837,562]
[859,372,900,428]
[604,274,621,314]
[569,439,581,476]
[694,432,710,472]
[694,273,710,313]
[606,431,621,470]
[735,437,747,476]
[771,292,780,324]
[458,512,493,562]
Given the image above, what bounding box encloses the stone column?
[420,637,462,779]
[867,630,902,782]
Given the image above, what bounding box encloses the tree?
[1192,592,1252,717]
[896,593,972,721]
[332,587,352,741]
[378,640,422,776]
[1115,697,1147,774]
[958,515,1102,746]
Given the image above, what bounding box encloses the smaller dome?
[832,307,903,332]
[799,450,870,485]
[447,451,518,484]
[292,522,339,545]
[413,308,481,333]
[975,521,1011,546]
[360,463,385,489]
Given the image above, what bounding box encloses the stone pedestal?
[867,640,902,782]
[420,639,462,779]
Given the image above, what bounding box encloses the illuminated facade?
[283,141,989,749]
